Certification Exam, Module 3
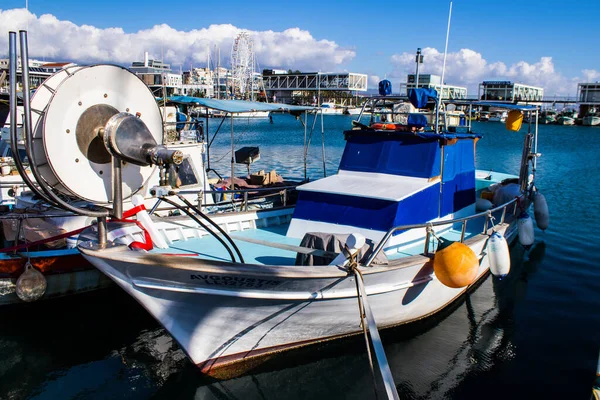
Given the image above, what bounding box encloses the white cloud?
[389,47,579,96]
[368,75,381,88]
[581,69,600,82]
[0,8,355,71]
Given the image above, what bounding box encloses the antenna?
[435,1,453,133]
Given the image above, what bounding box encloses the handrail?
[364,196,521,267]
[177,184,299,196]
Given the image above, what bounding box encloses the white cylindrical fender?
[488,231,510,278]
[131,195,169,249]
[533,191,549,231]
[518,212,535,248]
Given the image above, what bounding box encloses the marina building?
[400,74,467,99]
[130,52,182,97]
[478,81,544,103]
[0,59,75,93]
[577,82,600,115]
[262,70,368,105]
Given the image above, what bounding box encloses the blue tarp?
[407,113,428,128]
[408,88,438,108]
[162,96,317,113]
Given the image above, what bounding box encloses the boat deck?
[152,219,489,266]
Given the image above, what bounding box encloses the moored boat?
[583,110,600,126]
[1,55,313,306]
[10,30,548,386]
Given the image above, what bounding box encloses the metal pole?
[435,1,453,133]
[230,114,234,190]
[112,157,123,219]
[415,48,422,91]
[303,111,307,181]
[97,216,107,248]
[320,111,326,178]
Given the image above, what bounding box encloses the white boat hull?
[583,116,600,126]
[80,221,517,378]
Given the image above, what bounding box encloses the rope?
[350,258,379,400]
[347,245,400,400]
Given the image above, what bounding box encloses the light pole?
[415,48,424,90]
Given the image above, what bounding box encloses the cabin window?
[176,156,200,187]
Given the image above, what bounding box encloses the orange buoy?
[433,240,479,288]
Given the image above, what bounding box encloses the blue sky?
[1,0,599,95]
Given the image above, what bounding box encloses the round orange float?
[433,240,479,288]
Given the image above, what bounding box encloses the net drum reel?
[29,65,164,205]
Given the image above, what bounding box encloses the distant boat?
[556,109,577,126]
[583,111,600,126]
[489,111,508,123]
[319,102,346,115]
[478,111,490,121]
[539,110,557,125]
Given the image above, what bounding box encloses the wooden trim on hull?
[197,267,493,380]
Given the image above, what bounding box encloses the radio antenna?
[436,1,453,132]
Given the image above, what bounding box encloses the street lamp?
[415,48,424,90]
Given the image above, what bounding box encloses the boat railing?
[364,197,520,267]
[177,184,298,212]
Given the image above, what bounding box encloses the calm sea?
[1,116,599,399]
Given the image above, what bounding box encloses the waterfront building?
[182,67,215,98]
[478,81,544,103]
[262,70,368,105]
[577,82,600,116]
[401,74,467,99]
[0,59,76,93]
[130,52,182,97]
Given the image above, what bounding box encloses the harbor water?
[1,116,599,399]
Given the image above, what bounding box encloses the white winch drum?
[30,64,163,204]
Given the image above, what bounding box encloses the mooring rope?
[346,245,400,400]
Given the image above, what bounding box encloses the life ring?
[371,123,399,130]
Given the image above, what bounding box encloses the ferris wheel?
[231,31,255,99]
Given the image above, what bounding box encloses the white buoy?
[518,212,535,249]
[488,231,510,278]
[533,191,549,230]
[16,262,47,302]
[131,195,169,249]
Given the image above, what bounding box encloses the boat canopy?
[163,96,316,113]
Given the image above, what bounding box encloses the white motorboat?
[583,111,600,126]
[489,111,508,123]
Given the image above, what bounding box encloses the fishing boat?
[0,48,315,306]
[583,109,600,126]
[539,109,558,125]
[11,31,551,385]
[556,109,577,126]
